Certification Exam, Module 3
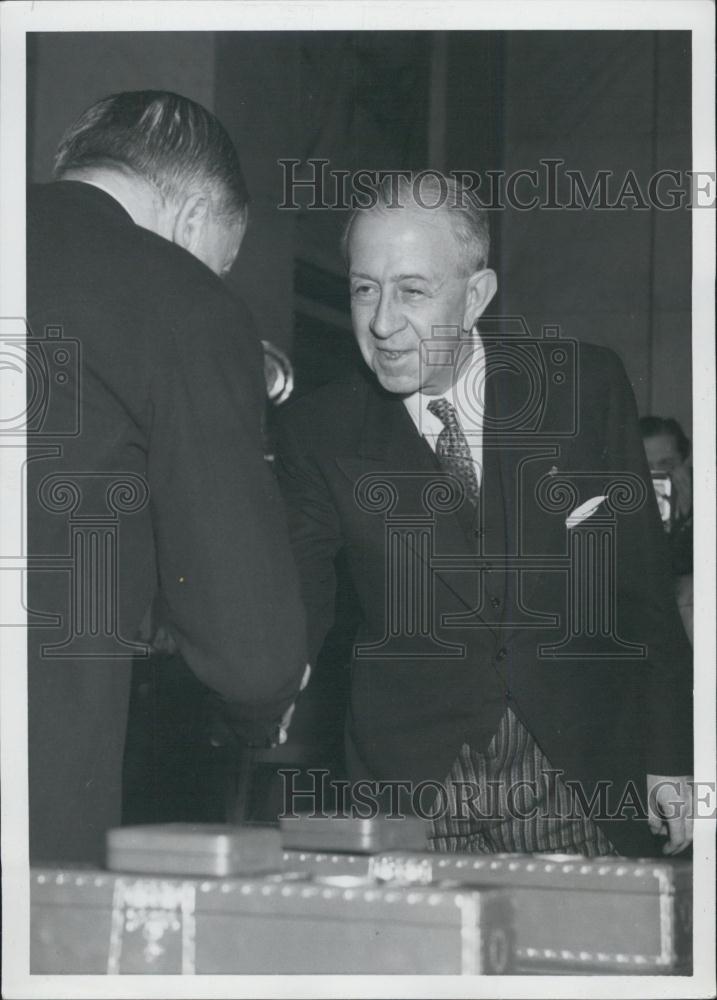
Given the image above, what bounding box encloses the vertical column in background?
[493,31,691,430]
[649,32,692,434]
[215,33,301,354]
[443,32,506,311]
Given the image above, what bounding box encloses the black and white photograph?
[0,1,714,997]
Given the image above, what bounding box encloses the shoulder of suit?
[119,218,246,329]
[278,371,373,435]
[576,340,623,369]
[28,181,248,328]
[283,373,366,413]
[575,340,630,387]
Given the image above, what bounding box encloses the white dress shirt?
[403,334,485,488]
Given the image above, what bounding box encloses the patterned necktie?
[427,397,480,506]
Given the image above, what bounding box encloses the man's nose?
[369,288,404,339]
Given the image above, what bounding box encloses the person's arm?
[601,350,693,851]
[274,403,344,668]
[147,286,307,742]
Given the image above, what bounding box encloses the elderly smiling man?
[276,171,693,857]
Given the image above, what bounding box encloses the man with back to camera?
[26,90,307,864]
[276,171,693,857]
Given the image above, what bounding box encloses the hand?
[646,774,694,855]
[207,663,312,750]
[150,622,178,655]
[276,663,312,745]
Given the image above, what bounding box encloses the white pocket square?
[565,495,606,528]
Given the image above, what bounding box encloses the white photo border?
[1,2,714,998]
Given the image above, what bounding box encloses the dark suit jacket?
[276,339,693,856]
[26,181,307,863]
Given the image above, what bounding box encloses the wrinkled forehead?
[347,203,464,270]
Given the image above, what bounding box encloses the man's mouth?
[377,347,411,362]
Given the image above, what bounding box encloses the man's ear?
[463,268,498,331]
[172,193,210,255]
[234,210,249,255]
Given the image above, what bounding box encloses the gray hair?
[341,170,490,273]
[54,90,249,221]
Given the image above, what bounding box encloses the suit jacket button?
[496,647,507,661]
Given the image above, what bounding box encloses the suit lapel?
[356,381,477,553]
[479,362,509,564]
[337,346,578,648]
[482,340,572,642]
[341,377,505,635]
[356,379,434,468]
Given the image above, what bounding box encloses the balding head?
[342,171,491,276]
[54,91,249,275]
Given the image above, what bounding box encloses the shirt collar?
[403,332,485,436]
